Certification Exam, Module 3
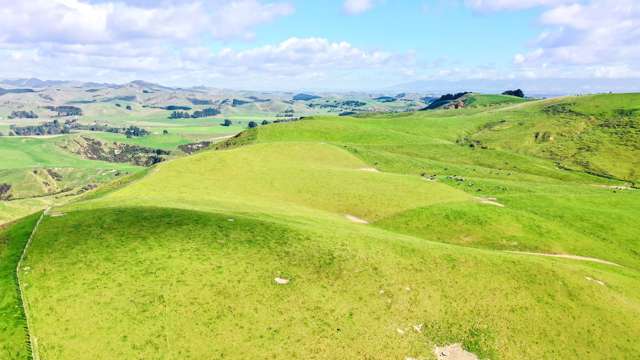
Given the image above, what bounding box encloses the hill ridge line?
[16,208,49,360]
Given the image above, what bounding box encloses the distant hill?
[423,92,527,110]
[462,93,640,182]
[126,80,175,92]
[0,78,69,88]
[392,78,640,96]
[292,93,321,101]
[0,87,35,96]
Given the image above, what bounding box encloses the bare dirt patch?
[433,344,479,360]
[345,214,369,224]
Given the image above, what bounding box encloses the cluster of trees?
[0,117,151,138]
[276,109,295,118]
[115,104,133,110]
[44,105,82,116]
[5,119,73,136]
[424,92,471,110]
[439,92,470,101]
[76,123,149,137]
[342,100,367,107]
[169,107,220,119]
[0,183,11,200]
[169,111,191,119]
[188,98,213,105]
[165,105,192,111]
[502,89,525,98]
[123,126,149,138]
[374,96,396,103]
[8,110,38,119]
[220,119,271,128]
[248,120,273,128]
[232,99,250,107]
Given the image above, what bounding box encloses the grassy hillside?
[425,93,528,110]
[0,136,141,224]
[463,94,528,107]
[21,207,640,359]
[8,93,640,359]
[465,94,640,182]
[82,127,238,151]
[0,213,40,360]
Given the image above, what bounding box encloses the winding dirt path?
[506,251,621,267]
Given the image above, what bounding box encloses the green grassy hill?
[0,136,142,224]
[463,93,528,107]
[464,93,640,182]
[0,214,40,360]
[425,93,528,110]
[6,94,640,359]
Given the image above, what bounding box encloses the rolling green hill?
[0,213,40,360]
[463,94,640,182]
[425,93,528,110]
[0,136,142,224]
[463,93,528,107]
[5,94,640,359]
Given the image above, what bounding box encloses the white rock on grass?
[274,277,290,285]
[433,344,479,360]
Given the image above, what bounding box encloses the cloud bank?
[467,0,640,78]
[0,0,638,90]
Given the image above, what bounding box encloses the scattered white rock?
[227,218,235,222]
[274,277,290,285]
[413,324,423,333]
[396,328,406,335]
[585,276,606,286]
[379,289,385,295]
[359,167,380,173]
[475,197,505,207]
[345,214,369,224]
[433,344,479,360]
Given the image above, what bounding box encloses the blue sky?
[0,0,638,90]
[256,1,538,61]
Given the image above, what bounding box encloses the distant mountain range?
[4,77,639,97]
[0,78,169,91]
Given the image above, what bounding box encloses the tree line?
[169,107,220,119]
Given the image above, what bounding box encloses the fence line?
[16,208,49,360]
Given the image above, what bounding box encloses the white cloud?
[0,0,414,89]
[343,0,375,15]
[468,0,640,79]
[0,0,294,44]
[465,0,573,11]
[210,37,405,70]
[0,37,415,89]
